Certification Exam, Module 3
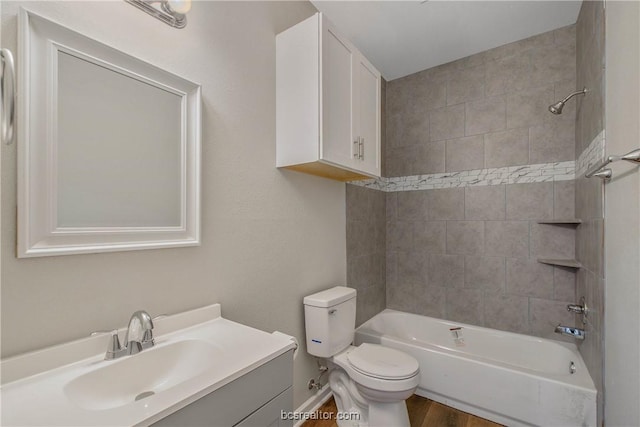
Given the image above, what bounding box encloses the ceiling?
[310,1,582,81]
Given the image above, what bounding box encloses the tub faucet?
[555,324,585,340]
[95,310,155,360]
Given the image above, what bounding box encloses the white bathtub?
[354,309,596,427]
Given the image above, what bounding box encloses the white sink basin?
[0,304,296,426]
[64,340,220,410]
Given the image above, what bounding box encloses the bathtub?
[354,310,596,427]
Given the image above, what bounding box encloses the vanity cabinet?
[152,350,293,427]
[276,13,381,181]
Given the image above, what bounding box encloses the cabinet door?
[354,53,381,176]
[320,16,357,169]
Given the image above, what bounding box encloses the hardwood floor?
[301,395,503,427]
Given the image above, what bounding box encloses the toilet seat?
[347,343,419,380]
[332,345,420,393]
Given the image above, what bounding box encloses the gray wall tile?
[415,141,446,175]
[530,223,575,259]
[346,185,386,325]
[414,221,447,253]
[430,104,465,142]
[554,24,576,48]
[447,65,485,105]
[346,185,370,222]
[465,96,507,135]
[386,192,397,221]
[446,221,485,255]
[529,117,576,164]
[427,188,465,220]
[485,52,531,96]
[346,220,374,257]
[414,286,447,318]
[446,135,485,172]
[485,221,530,258]
[554,267,577,302]
[506,85,554,129]
[429,254,464,288]
[506,182,554,220]
[386,109,429,148]
[397,251,429,286]
[464,255,506,292]
[529,298,576,340]
[397,191,428,221]
[386,251,398,288]
[484,294,530,334]
[387,221,414,251]
[506,258,554,299]
[356,284,386,326]
[446,288,484,325]
[484,128,529,168]
[554,181,576,219]
[465,185,506,220]
[387,280,418,313]
[531,42,576,85]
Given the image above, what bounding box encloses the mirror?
[18,9,201,257]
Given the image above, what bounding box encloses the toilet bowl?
[304,286,420,427]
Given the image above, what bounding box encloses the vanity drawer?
[152,350,293,427]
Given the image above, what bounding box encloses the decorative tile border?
[576,130,606,177]
[349,161,575,192]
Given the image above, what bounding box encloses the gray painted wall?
[604,1,640,425]
[0,1,347,409]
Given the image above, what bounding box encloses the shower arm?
[560,88,588,104]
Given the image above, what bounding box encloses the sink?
[1,304,296,426]
[64,340,219,410]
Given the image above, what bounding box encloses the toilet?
[304,286,420,427]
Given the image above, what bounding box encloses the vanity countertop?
[0,304,296,426]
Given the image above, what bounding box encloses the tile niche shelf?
[536,220,583,269]
[538,258,583,269]
[536,219,583,225]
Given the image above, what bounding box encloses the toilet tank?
[303,286,356,358]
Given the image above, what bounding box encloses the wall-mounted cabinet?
[276,13,381,181]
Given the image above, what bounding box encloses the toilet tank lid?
[304,286,356,308]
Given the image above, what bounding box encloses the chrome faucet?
[96,310,156,360]
[124,310,155,355]
[555,324,585,340]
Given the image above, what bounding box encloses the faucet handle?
[141,329,155,350]
[91,330,124,360]
[107,331,122,353]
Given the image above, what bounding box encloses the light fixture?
[125,0,192,29]
[548,87,588,115]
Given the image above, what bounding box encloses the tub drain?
[135,391,155,401]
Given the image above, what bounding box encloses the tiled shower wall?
[347,26,582,339]
[385,25,577,177]
[575,1,606,424]
[346,184,386,326]
[382,26,579,339]
[385,182,576,339]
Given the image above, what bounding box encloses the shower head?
[548,87,588,115]
[548,101,565,115]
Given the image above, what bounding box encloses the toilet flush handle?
[329,309,337,315]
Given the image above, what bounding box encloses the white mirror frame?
[17,9,201,257]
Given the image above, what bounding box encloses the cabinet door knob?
[353,139,360,159]
[359,137,364,160]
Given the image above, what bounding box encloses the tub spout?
[555,324,585,340]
